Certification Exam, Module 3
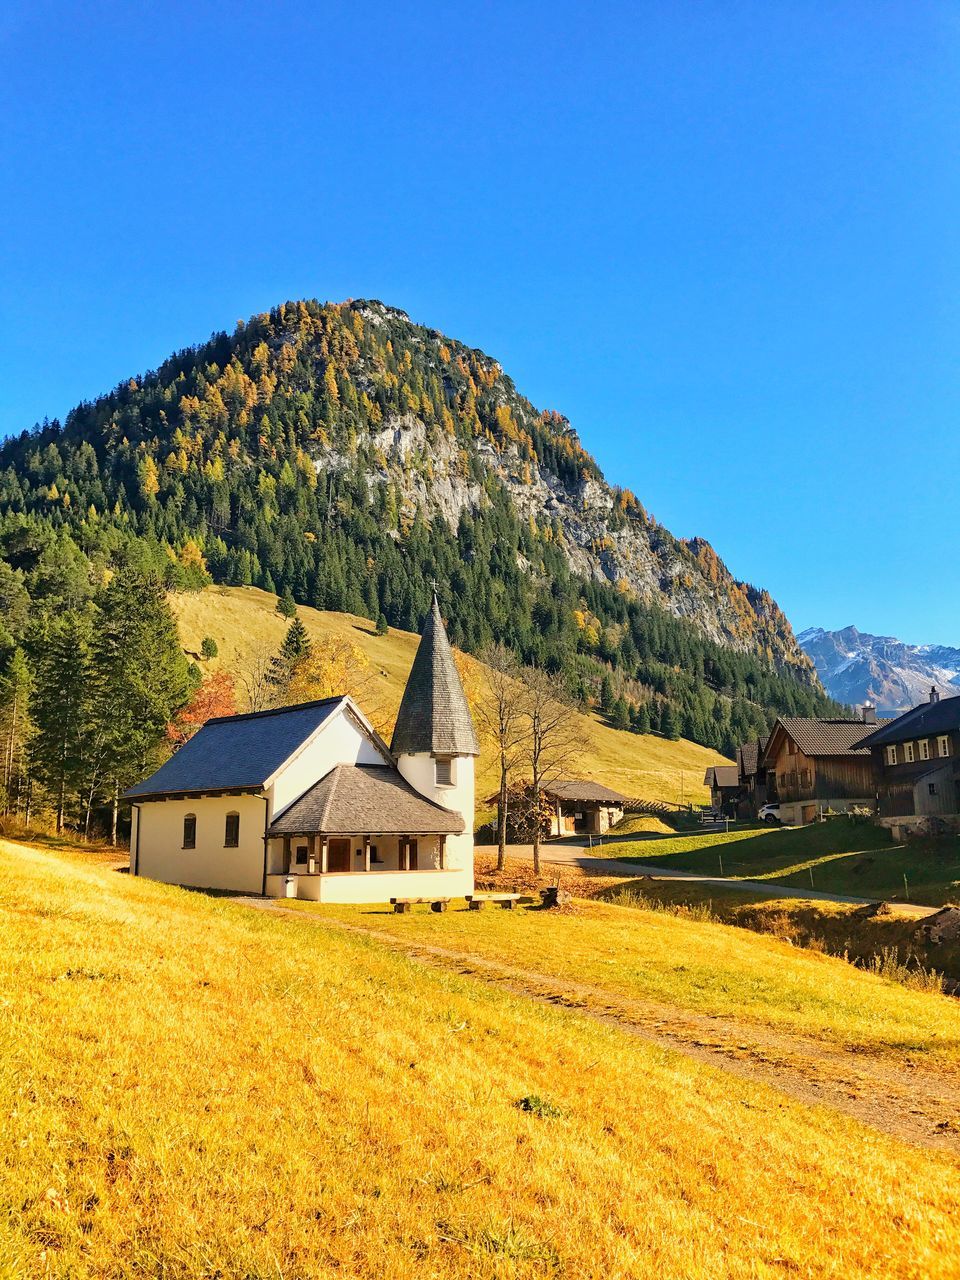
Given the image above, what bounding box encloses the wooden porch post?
[438,836,445,869]
[399,838,408,871]
[282,835,291,873]
[363,836,371,872]
[320,836,328,873]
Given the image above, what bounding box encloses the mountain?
[798,625,960,713]
[0,298,839,753]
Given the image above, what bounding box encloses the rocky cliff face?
[329,302,813,674]
[799,625,960,712]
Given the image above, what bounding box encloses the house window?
[435,757,454,787]
[938,736,951,758]
[929,783,938,797]
[182,814,196,849]
[904,743,915,764]
[224,812,240,847]
[294,843,308,866]
[919,739,930,762]
[885,746,898,767]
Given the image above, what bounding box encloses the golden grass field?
[169,585,725,806]
[4,837,960,1277]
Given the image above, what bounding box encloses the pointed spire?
[391,591,480,757]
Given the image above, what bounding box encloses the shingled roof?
[541,780,631,805]
[269,765,465,835]
[125,698,345,799]
[766,717,893,762]
[390,593,480,757]
[737,741,761,778]
[704,765,740,789]
[852,695,960,750]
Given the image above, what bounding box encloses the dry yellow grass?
[2,838,960,1277]
[169,585,725,805]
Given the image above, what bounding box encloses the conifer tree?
[0,647,32,817]
[30,612,94,832]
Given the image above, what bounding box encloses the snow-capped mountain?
[798,625,960,714]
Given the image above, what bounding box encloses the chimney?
[861,703,877,725]
[930,686,941,704]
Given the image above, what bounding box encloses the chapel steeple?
[390,592,480,758]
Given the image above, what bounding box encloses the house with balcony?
[125,594,479,903]
[761,710,888,826]
[852,688,960,836]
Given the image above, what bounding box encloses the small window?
[435,757,454,787]
[885,746,898,767]
[904,742,915,764]
[929,783,938,797]
[224,812,240,847]
[938,735,951,758]
[182,814,196,849]
[294,843,308,866]
[919,739,931,761]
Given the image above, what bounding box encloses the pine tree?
[93,572,192,841]
[276,589,297,618]
[30,612,94,832]
[0,647,32,817]
[661,702,680,741]
[267,617,312,694]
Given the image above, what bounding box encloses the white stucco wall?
[396,751,475,885]
[132,793,267,894]
[268,705,383,816]
[266,866,473,904]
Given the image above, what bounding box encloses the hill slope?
[171,585,724,806]
[0,297,840,755]
[2,837,958,1277]
[800,624,960,712]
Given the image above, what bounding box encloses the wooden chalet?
[761,710,888,826]
[852,689,960,835]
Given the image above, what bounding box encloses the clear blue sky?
[2,2,957,644]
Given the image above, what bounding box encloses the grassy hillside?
[170,585,726,806]
[3,838,960,1277]
[606,818,960,906]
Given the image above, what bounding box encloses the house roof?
[704,765,740,789]
[737,741,761,778]
[390,593,480,758]
[269,764,465,835]
[124,698,346,799]
[764,717,893,764]
[852,696,960,750]
[540,779,631,805]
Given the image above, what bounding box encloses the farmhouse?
[125,595,479,903]
[761,711,887,826]
[703,765,740,816]
[853,688,960,836]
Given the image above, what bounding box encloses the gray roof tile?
[852,696,960,749]
[269,764,464,835]
[390,594,480,757]
[125,698,344,799]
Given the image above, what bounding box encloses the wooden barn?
[703,765,741,816]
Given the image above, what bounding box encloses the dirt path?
[244,899,960,1156]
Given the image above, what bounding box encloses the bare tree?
[476,644,526,871]
[518,667,580,876]
[236,643,275,713]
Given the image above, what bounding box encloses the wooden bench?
[464,893,525,911]
[390,897,450,914]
